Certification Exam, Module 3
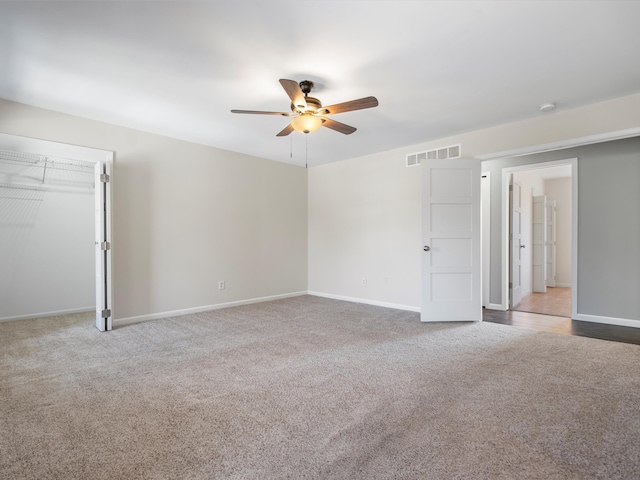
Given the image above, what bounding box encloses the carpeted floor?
[1,295,639,479]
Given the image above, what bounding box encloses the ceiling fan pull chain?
[305,135,308,169]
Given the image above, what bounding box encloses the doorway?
[0,133,113,330]
[502,158,577,319]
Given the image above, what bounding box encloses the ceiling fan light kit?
[291,113,323,134]
[231,79,378,136]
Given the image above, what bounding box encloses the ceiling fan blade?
[320,117,357,135]
[319,96,379,115]
[231,109,290,116]
[276,123,294,137]
[279,79,307,110]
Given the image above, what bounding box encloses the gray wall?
[482,136,640,321]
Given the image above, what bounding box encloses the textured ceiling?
[1,1,639,167]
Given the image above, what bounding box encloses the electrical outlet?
[218,280,225,290]
[361,277,367,286]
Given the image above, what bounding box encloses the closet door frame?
[0,133,113,330]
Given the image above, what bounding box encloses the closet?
[0,150,95,321]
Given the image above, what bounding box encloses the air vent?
[406,144,461,167]
[406,151,427,167]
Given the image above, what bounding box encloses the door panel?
[532,195,547,293]
[510,181,523,307]
[422,159,481,322]
[94,161,111,331]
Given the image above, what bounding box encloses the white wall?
[0,99,308,322]
[308,150,421,309]
[544,177,572,286]
[0,161,94,320]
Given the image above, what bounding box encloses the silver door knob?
[423,246,430,252]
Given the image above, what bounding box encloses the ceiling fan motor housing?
[299,80,314,95]
[292,96,322,114]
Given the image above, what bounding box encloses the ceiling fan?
[231,79,379,136]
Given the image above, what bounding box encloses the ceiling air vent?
[406,144,461,167]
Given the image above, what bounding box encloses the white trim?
[484,303,506,311]
[481,171,491,309]
[575,313,640,329]
[501,158,578,315]
[555,283,572,288]
[113,291,308,327]
[0,307,94,323]
[476,127,640,161]
[103,155,113,331]
[308,291,420,313]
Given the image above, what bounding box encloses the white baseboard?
[555,283,572,288]
[484,303,507,311]
[114,291,307,327]
[0,307,94,323]
[575,313,640,329]
[522,289,532,298]
[308,291,420,313]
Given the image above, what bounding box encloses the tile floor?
[512,286,571,317]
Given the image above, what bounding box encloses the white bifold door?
[94,161,112,331]
[421,158,481,322]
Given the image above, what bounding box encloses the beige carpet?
[1,295,639,479]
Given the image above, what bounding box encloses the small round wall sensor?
[539,102,557,112]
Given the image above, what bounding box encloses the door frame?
[0,133,113,329]
[481,172,490,308]
[501,158,577,318]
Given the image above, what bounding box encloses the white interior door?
[545,200,556,287]
[421,158,481,322]
[532,195,547,293]
[510,181,523,307]
[94,161,112,331]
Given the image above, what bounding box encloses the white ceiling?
[2,1,639,167]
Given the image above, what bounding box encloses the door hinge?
[101,309,111,318]
[100,173,110,183]
[100,241,111,251]
[509,282,513,289]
